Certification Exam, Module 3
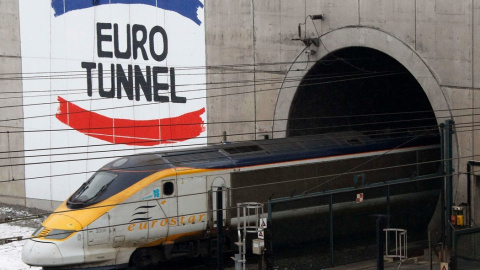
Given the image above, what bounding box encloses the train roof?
[71,129,439,209]
[147,129,439,170]
[101,129,439,173]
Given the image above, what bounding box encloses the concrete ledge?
[26,198,62,212]
[0,195,25,206]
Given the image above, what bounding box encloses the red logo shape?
[56,96,205,146]
[356,193,364,203]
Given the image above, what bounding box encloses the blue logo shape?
[51,0,204,25]
[153,188,160,198]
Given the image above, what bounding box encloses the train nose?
[22,239,63,266]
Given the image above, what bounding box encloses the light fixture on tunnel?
[310,14,325,21]
[293,14,324,47]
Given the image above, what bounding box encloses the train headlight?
[44,229,76,240]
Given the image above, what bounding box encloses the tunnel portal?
[287,47,438,137]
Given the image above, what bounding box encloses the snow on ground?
[0,204,45,270]
[0,223,41,270]
[0,224,41,270]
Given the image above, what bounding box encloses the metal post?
[266,202,274,270]
[467,162,472,227]
[329,194,334,266]
[372,215,386,270]
[439,123,446,249]
[386,186,390,229]
[452,231,457,270]
[217,187,224,270]
[429,230,432,270]
[466,161,480,227]
[445,120,454,247]
[439,123,445,173]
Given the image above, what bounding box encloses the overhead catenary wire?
[0,62,385,100]
[0,167,454,244]
[0,69,383,106]
[0,129,442,186]
[0,104,474,141]
[0,110,438,152]
[0,100,464,189]
[0,126,440,184]
[0,19,473,243]
[0,126,468,241]
[0,127,464,236]
[0,108,460,166]
[0,124,440,171]
[303,128,436,194]
[0,153,447,227]
[0,112,470,171]
[0,57,386,79]
[0,103,474,147]
[0,42,472,230]
[0,70,408,124]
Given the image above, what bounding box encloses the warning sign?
[258,230,264,239]
[260,218,267,229]
[440,262,449,270]
[356,193,364,203]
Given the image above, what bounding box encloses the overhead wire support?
[0,236,23,245]
[0,214,46,224]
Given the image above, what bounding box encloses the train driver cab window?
[70,171,117,203]
[163,181,174,196]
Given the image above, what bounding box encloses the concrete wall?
[0,0,476,217]
[205,0,479,221]
[0,0,25,206]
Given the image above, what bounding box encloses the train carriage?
[22,130,441,269]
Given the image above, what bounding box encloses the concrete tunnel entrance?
[270,47,445,267]
[287,47,438,137]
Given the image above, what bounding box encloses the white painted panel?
[178,176,207,216]
[19,0,207,202]
[87,213,110,246]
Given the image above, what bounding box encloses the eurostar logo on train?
[127,213,207,232]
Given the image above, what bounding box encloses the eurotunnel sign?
[19,0,206,203]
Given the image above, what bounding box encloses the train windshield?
[67,153,173,209]
[69,172,117,203]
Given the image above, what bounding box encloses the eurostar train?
[22,130,441,269]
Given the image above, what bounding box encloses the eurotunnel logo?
[51,0,204,25]
[55,97,205,146]
[50,0,206,146]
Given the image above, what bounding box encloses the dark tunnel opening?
[287,47,438,137]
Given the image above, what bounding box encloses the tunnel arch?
[273,27,451,139]
[271,26,464,226]
[287,47,437,137]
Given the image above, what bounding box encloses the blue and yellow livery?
[22,130,441,269]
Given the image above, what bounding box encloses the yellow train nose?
[43,213,83,232]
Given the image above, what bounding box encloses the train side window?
[163,181,174,196]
